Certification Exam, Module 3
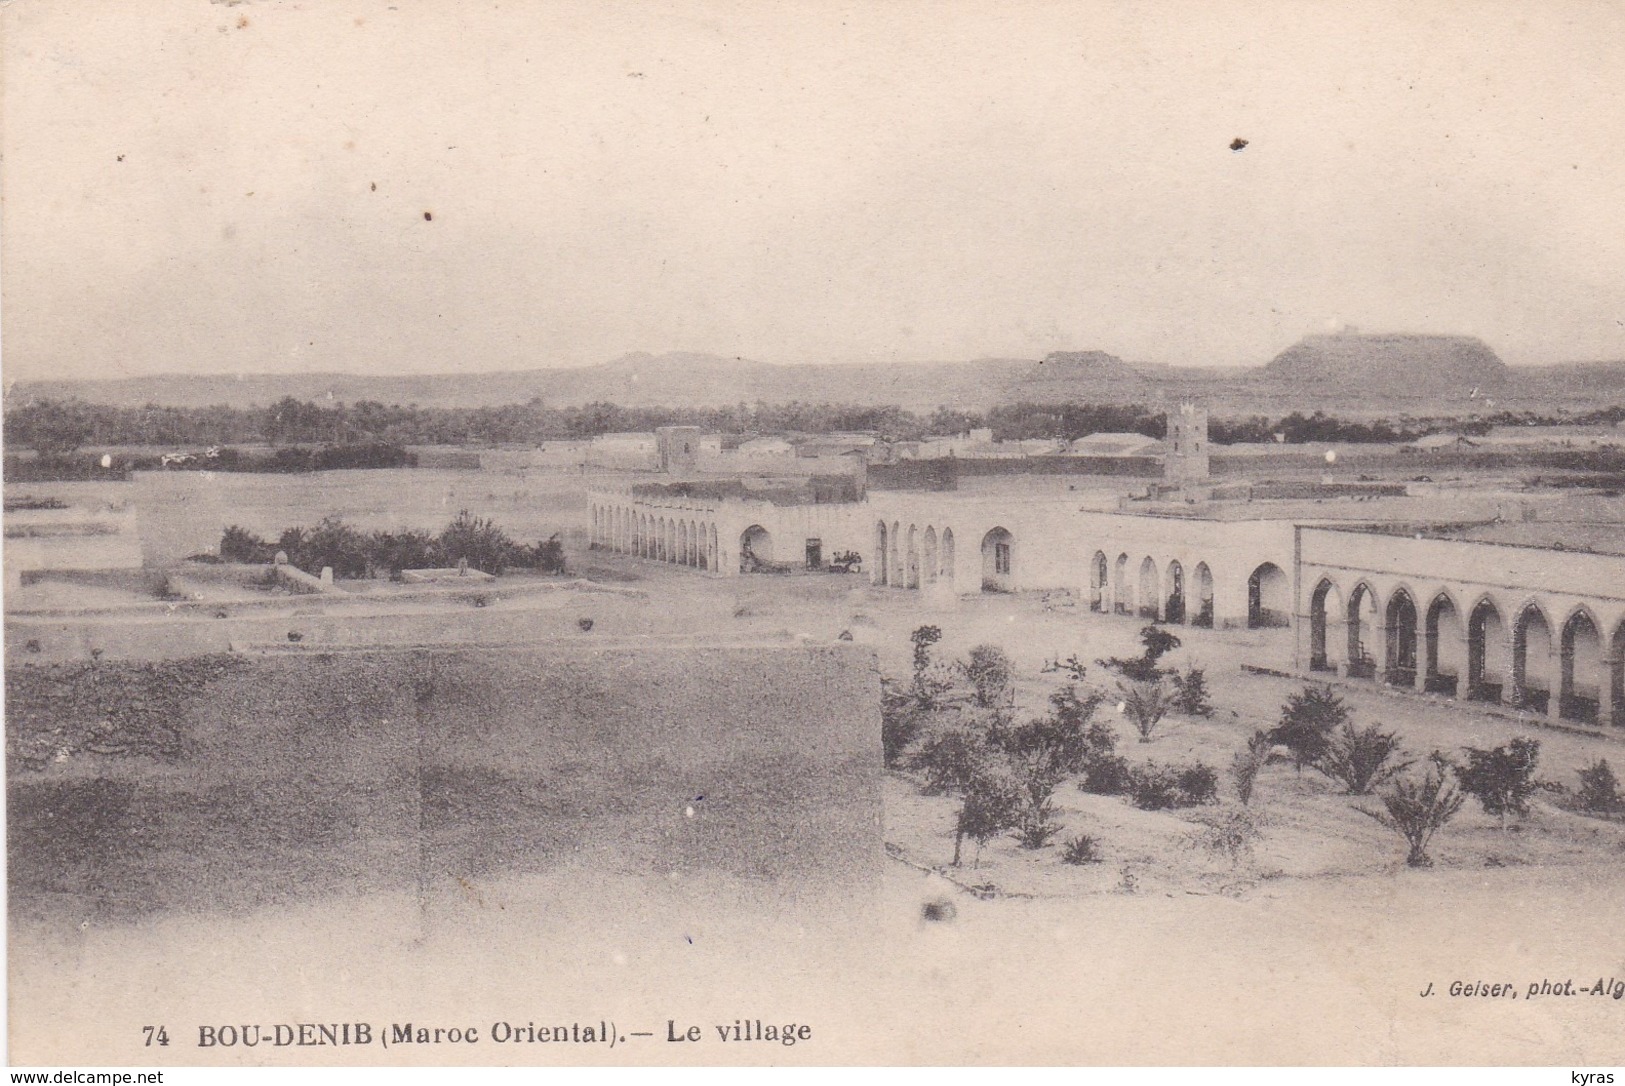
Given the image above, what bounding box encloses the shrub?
[1171,666,1214,717]
[219,525,274,563]
[298,516,372,579]
[1362,755,1465,867]
[437,509,522,575]
[1270,684,1351,772]
[952,758,1023,867]
[960,644,1014,710]
[1080,753,1133,796]
[1189,806,1263,865]
[1060,833,1104,865]
[367,528,438,577]
[1574,759,1625,816]
[1000,686,1111,784]
[880,679,927,768]
[1317,723,1413,795]
[1455,737,1541,823]
[1125,761,1220,810]
[1011,790,1061,850]
[909,714,989,794]
[1120,678,1174,743]
[1099,624,1181,683]
[1175,763,1220,805]
[1229,730,1273,805]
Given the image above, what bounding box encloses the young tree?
[1120,678,1174,743]
[952,757,1023,867]
[960,644,1014,712]
[1455,737,1541,826]
[1362,755,1465,867]
[1317,723,1413,795]
[1229,730,1274,806]
[1269,684,1351,772]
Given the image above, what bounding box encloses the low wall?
[6,643,882,922]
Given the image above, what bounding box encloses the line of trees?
[8,395,1623,455]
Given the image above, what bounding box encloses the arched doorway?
[1346,582,1379,679]
[1385,589,1419,687]
[873,521,889,586]
[1113,553,1130,615]
[1309,578,1343,673]
[1614,621,1625,728]
[922,527,938,586]
[1192,562,1214,628]
[1090,551,1109,613]
[906,525,920,589]
[981,527,1014,593]
[1138,556,1161,619]
[1425,593,1462,696]
[939,528,956,591]
[1165,560,1186,624]
[1513,605,1553,713]
[1560,610,1603,723]
[890,521,903,587]
[740,525,773,572]
[1467,598,1507,702]
[1247,562,1290,628]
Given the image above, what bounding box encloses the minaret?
[1165,403,1210,484]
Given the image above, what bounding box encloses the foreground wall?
[7,643,882,922]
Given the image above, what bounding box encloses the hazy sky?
[4,0,1624,383]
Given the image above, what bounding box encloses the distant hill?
[9,345,1622,415]
[1263,334,1509,396]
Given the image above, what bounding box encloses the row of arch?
[590,503,721,572]
[872,520,962,591]
[1309,578,1625,726]
[1086,552,1293,630]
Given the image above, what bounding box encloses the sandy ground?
[11,535,1625,1066]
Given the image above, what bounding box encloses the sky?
[4,0,1624,383]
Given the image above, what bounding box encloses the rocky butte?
[1263,333,1509,399]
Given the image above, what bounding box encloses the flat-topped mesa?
[1264,333,1508,394]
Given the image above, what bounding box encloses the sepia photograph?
[4,0,1625,1071]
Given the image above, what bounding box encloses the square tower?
[1165,403,1209,483]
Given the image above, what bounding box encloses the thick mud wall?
[7,643,881,922]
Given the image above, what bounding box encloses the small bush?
[1125,761,1220,810]
[910,715,989,794]
[1011,792,1061,849]
[1175,763,1220,805]
[960,644,1014,710]
[1270,684,1351,772]
[1120,678,1174,743]
[1189,806,1263,865]
[1060,833,1104,865]
[1362,755,1465,867]
[1080,753,1133,796]
[1171,666,1214,717]
[1573,759,1624,816]
[1317,723,1413,795]
[1456,737,1541,822]
[1229,730,1273,805]
[219,525,274,563]
[952,758,1023,867]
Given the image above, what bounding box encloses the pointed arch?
[1309,578,1344,673]
[1138,556,1161,620]
[1424,591,1462,695]
[1513,603,1553,713]
[1191,562,1214,628]
[1560,608,1604,723]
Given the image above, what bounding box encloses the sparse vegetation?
[1125,761,1220,811]
[1189,806,1263,866]
[1362,754,1466,868]
[222,511,566,579]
